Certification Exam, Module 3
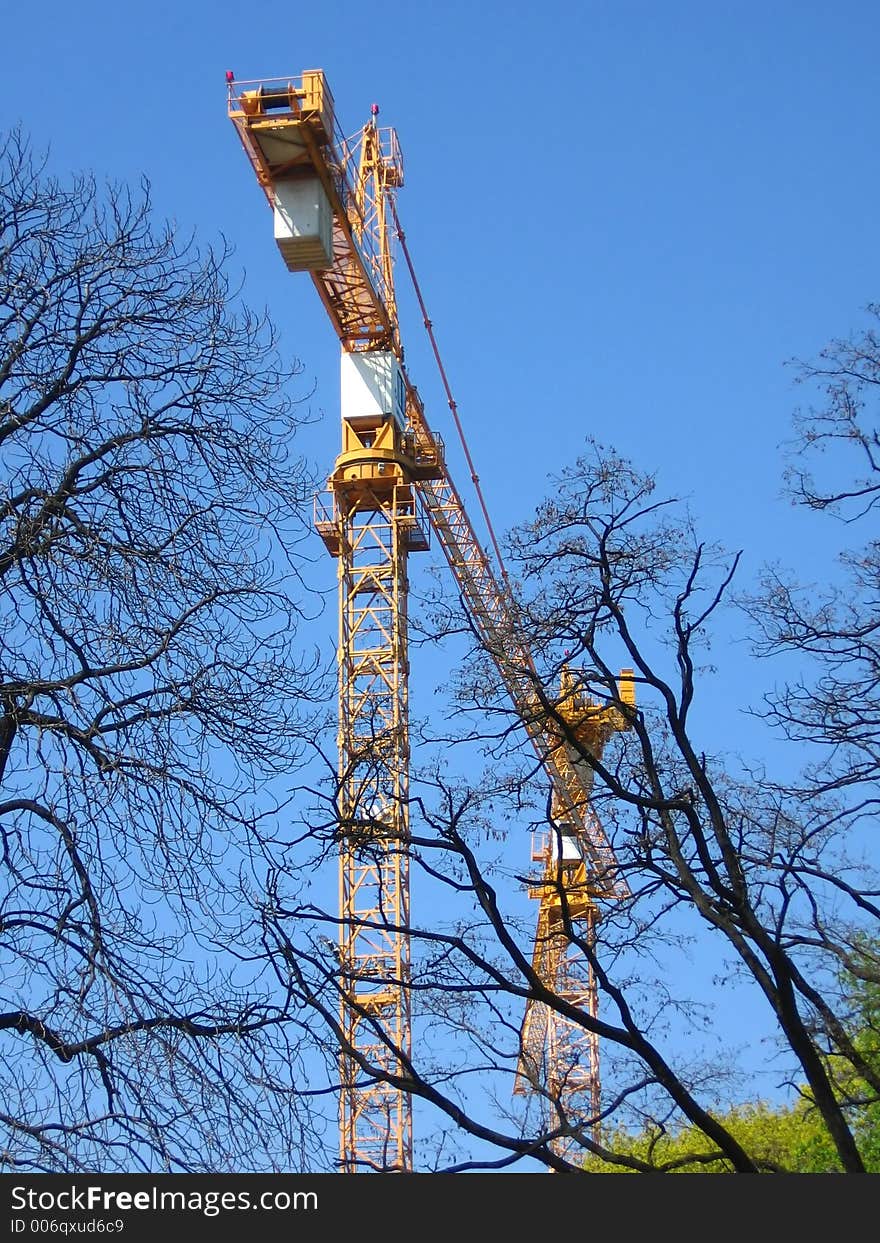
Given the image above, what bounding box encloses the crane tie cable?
[389,198,512,591]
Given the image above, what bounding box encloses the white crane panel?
[341,350,407,429]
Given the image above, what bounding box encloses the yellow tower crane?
[228,69,634,1173]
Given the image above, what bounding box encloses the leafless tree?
[262,313,880,1171]
[0,129,330,1172]
[743,305,880,1119]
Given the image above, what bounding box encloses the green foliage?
[585,949,880,1173]
[831,947,880,1171]
[584,1100,845,1173]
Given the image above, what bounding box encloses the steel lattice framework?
[317,469,432,1171]
[331,486,419,1171]
[517,864,600,1161]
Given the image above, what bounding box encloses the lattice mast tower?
[228,69,634,1173]
[323,114,427,1175]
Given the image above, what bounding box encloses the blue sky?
[6,1,875,567]
[4,1,879,1154]
[7,3,875,488]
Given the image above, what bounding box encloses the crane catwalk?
[228,70,633,1171]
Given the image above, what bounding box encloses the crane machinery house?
[341,352,407,430]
